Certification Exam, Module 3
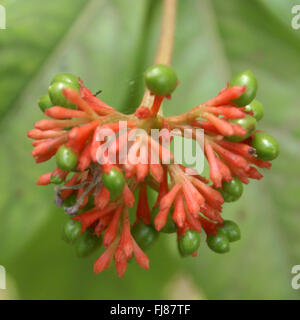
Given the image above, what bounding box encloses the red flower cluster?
[28,76,272,277]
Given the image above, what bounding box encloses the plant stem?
[120,0,158,114]
[141,0,177,109]
[154,0,177,66]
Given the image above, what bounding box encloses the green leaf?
[0,0,88,118]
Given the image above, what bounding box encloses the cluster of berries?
[28,65,279,276]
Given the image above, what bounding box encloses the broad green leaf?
[0,0,88,117]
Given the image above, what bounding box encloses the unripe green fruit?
[145,64,178,96]
[56,146,78,171]
[178,229,201,257]
[75,229,102,258]
[229,70,258,107]
[220,177,243,202]
[50,174,64,185]
[227,115,257,142]
[48,81,79,109]
[151,206,177,234]
[63,193,77,207]
[38,94,53,112]
[132,221,159,251]
[218,220,241,242]
[207,231,230,254]
[62,219,82,244]
[245,100,264,121]
[51,73,79,87]
[251,132,280,161]
[102,168,125,198]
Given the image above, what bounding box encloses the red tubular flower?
[132,238,149,270]
[36,172,53,186]
[94,239,119,274]
[173,194,185,228]
[118,208,133,258]
[103,206,123,247]
[136,183,151,225]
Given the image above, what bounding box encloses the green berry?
[178,229,201,257]
[251,132,280,161]
[38,94,53,112]
[75,229,102,258]
[227,115,257,142]
[207,231,230,254]
[63,193,77,207]
[219,192,235,203]
[132,221,159,251]
[220,177,243,202]
[245,100,264,121]
[48,81,79,109]
[62,219,82,244]
[56,146,78,171]
[218,220,241,242]
[51,73,79,88]
[151,206,177,234]
[102,168,125,197]
[50,174,64,185]
[145,64,178,96]
[230,70,258,107]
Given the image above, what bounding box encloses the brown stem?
[154,0,177,66]
[141,0,177,109]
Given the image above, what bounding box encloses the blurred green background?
[0,0,300,299]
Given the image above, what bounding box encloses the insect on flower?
[27,0,279,277]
